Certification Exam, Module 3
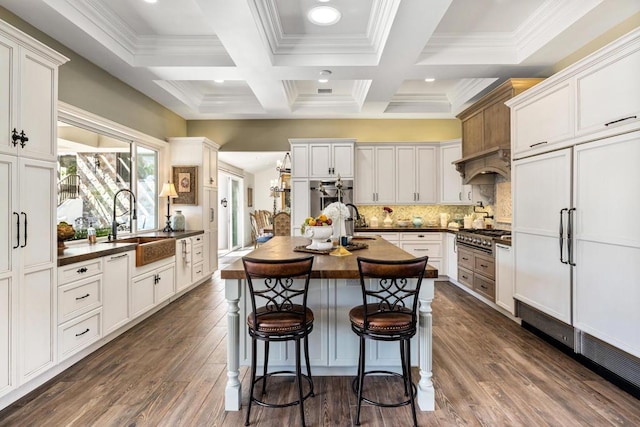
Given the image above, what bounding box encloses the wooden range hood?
[455,78,544,184]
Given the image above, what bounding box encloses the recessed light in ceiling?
[143,0,158,3]
[308,6,341,26]
[424,78,435,82]
[214,80,225,83]
[318,69,331,83]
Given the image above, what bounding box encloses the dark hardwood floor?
[1,272,638,426]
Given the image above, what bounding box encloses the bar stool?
[349,256,429,427]
[242,256,315,427]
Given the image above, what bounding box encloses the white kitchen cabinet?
[396,145,437,204]
[445,233,458,281]
[439,141,474,205]
[512,148,572,324]
[57,274,102,325]
[131,259,176,318]
[511,81,574,156]
[0,22,67,161]
[289,138,355,179]
[103,251,133,335]
[573,132,640,358]
[0,276,12,397]
[399,232,442,273]
[495,244,514,315]
[575,39,640,138]
[176,238,192,293]
[354,145,395,204]
[168,137,219,276]
[291,178,310,236]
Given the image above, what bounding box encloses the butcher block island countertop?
[220,235,437,413]
[220,235,438,280]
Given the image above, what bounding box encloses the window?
[57,121,159,240]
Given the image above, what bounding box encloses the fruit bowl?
[304,225,333,250]
[396,219,411,227]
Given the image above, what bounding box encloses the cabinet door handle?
[529,141,548,148]
[13,212,20,249]
[459,191,462,201]
[75,328,90,337]
[559,208,568,264]
[108,254,128,261]
[75,293,90,300]
[604,115,636,126]
[210,208,214,222]
[77,267,88,273]
[568,207,576,266]
[209,177,214,184]
[19,130,28,148]
[20,212,27,247]
[468,191,471,200]
[11,129,20,147]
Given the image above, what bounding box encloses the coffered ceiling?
[2,0,639,120]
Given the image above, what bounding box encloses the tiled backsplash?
[356,205,474,226]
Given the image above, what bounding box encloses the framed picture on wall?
[247,187,253,207]
[172,165,198,205]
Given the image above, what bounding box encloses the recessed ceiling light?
[214,80,225,83]
[318,70,332,83]
[308,6,341,26]
[318,0,331,2]
[143,0,157,3]
[424,78,435,82]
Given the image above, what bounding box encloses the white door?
[415,146,437,204]
[375,146,396,204]
[309,144,331,178]
[354,146,374,204]
[396,146,416,203]
[573,132,640,357]
[332,144,354,178]
[513,148,572,323]
[440,143,465,204]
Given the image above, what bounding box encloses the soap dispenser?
[87,222,97,244]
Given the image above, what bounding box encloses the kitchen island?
[220,235,437,412]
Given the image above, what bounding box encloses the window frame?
[58,101,168,236]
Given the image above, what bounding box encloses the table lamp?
[159,182,178,232]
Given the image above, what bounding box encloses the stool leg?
[261,340,270,395]
[405,339,418,427]
[400,340,409,397]
[304,334,314,397]
[295,338,307,427]
[245,336,258,426]
[355,335,366,426]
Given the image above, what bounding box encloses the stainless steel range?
[455,229,511,301]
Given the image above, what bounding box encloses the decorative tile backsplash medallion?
[495,175,512,228]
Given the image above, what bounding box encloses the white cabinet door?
[513,148,572,324]
[415,146,437,204]
[573,132,640,357]
[355,146,375,203]
[576,46,640,137]
[332,144,354,178]
[291,178,310,236]
[309,144,332,178]
[512,81,574,156]
[175,238,192,292]
[0,276,12,397]
[130,272,155,318]
[396,146,417,203]
[290,144,308,177]
[155,264,175,304]
[206,230,217,273]
[355,146,394,204]
[17,50,58,162]
[375,146,396,204]
[445,233,457,281]
[495,244,514,315]
[103,252,132,334]
[0,37,17,156]
[440,143,463,204]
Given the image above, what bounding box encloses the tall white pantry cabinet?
[0,20,68,398]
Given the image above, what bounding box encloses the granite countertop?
[221,235,438,280]
[57,230,204,266]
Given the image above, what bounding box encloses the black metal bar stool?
[349,256,429,427]
[242,256,315,427]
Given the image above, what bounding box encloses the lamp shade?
[159,182,178,198]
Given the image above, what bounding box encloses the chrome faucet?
[110,188,137,241]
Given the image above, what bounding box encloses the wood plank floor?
[1,273,638,426]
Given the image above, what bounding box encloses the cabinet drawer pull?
[529,141,548,148]
[77,267,88,273]
[415,248,429,251]
[461,274,469,280]
[108,254,128,261]
[480,264,488,268]
[605,115,636,126]
[75,328,90,337]
[462,257,470,261]
[75,293,90,300]
[417,235,425,238]
[480,285,487,290]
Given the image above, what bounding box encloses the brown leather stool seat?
[349,256,429,427]
[242,256,315,427]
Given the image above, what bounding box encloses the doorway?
[218,172,243,256]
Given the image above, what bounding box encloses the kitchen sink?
[106,236,176,266]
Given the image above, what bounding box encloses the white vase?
[383,212,393,227]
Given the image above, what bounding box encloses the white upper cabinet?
[511,81,575,156]
[289,139,355,179]
[0,21,68,161]
[439,141,473,204]
[355,145,395,204]
[396,145,437,204]
[575,43,640,137]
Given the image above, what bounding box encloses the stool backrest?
[242,256,315,330]
[356,256,429,331]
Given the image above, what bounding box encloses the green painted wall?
[0,7,186,140]
[187,118,462,151]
